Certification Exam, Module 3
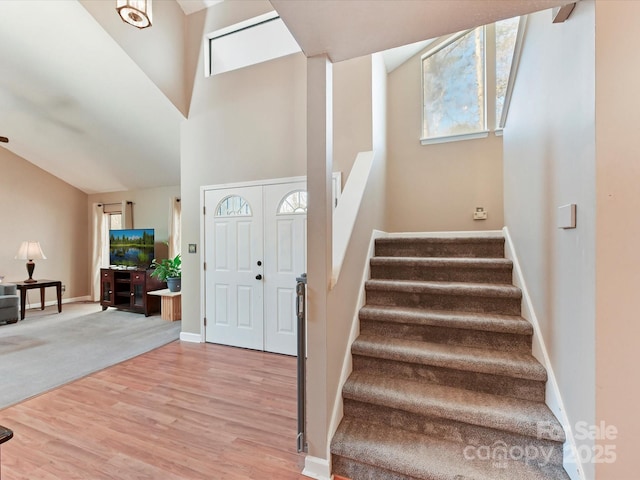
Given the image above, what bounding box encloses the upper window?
[422,29,485,140]
[206,11,301,77]
[421,17,520,144]
[495,17,520,129]
[215,195,252,217]
[277,190,308,215]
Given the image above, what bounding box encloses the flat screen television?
[109,228,155,269]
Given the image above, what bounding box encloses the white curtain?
[169,197,181,258]
[91,203,109,301]
[122,200,133,229]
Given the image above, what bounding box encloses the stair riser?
[366,289,522,315]
[375,240,505,259]
[331,455,422,480]
[360,319,532,353]
[352,355,545,402]
[332,456,419,480]
[370,264,513,284]
[342,399,565,468]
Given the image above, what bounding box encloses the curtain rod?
[98,201,133,207]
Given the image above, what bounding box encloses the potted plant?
[150,254,181,292]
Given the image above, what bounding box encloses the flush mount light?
[116,0,152,29]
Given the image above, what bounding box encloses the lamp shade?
[116,0,152,29]
[15,241,47,261]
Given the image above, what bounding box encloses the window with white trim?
[109,213,122,230]
[215,195,252,217]
[277,190,307,215]
[421,17,521,144]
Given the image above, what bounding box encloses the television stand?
[99,268,164,316]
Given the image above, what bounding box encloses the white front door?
[204,186,264,351]
[263,182,306,355]
[203,180,307,355]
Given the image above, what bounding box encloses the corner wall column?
[305,53,333,468]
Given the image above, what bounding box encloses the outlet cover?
[473,208,488,220]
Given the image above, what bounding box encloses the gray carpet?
[0,302,181,410]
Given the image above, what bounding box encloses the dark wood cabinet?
[100,268,164,316]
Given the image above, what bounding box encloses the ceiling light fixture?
[116,0,152,29]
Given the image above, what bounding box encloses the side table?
[0,425,13,480]
[13,280,62,320]
[147,289,181,321]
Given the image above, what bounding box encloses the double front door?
[203,181,306,355]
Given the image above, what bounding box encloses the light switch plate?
[557,204,577,229]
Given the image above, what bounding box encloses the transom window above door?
[215,195,252,217]
[277,190,307,215]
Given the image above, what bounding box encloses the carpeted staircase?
[330,236,570,480]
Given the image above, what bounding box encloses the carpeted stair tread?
[371,256,513,269]
[331,417,570,480]
[352,334,546,381]
[370,256,514,284]
[375,236,506,259]
[359,305,533,335]
[366,279,522,299]
[343,371,565,442]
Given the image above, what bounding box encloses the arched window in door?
[277,190,307,215]
[215,195,252,217]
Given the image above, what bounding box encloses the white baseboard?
[302,455,331,479]
[386,230,504,238]
[502,227,584,480]
[179,331,202,343]
[25,295,92,310]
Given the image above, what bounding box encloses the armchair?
[0,284,19,324]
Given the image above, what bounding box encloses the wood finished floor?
[0,341,308,479]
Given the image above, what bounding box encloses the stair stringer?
[326,229,384,469]
[502,226,585,480]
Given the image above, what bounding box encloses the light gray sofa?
[0,284,19,324]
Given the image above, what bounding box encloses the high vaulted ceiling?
[0,0,183,194]
[0,0,576,195]
[270,0,576,63]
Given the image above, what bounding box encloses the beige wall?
[87,185,180,263]
[503,4,596,479]
[181,0,307,336]
[334,56,374,186]
[595,2,640,478]
[80,0,188,115]
[0,149,89,303]
[386,49,504,232]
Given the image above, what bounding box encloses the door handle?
[255,274,263,280]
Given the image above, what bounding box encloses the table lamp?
[15,241,47,283]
